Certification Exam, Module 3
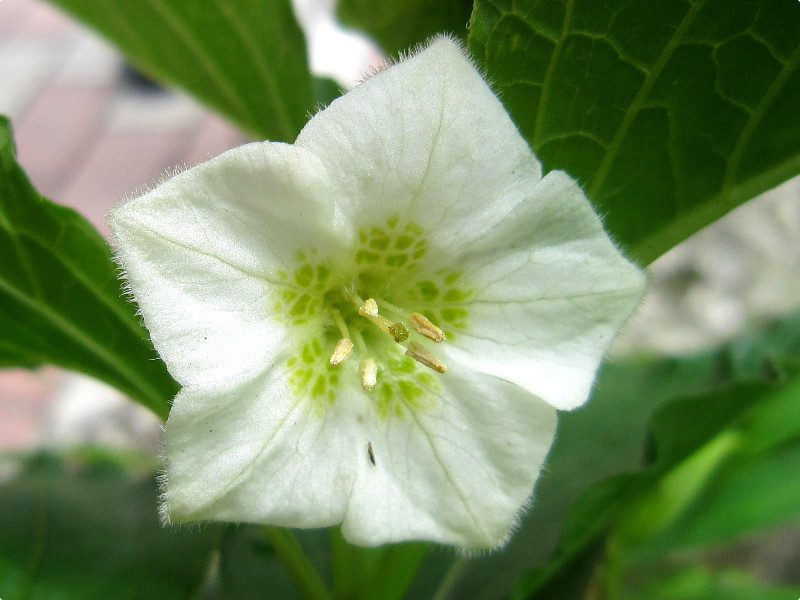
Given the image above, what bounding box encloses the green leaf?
[0,116,176,418]
[635,375,800,553]
[48,0,313,142]
[663,440,800,550]
[469,0,800,264]
[337,0,473,56]
[0,449,221,600]
[620,567,800,600]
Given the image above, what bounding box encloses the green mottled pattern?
[273,216,471,417]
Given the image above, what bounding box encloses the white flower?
[109,37,645,549]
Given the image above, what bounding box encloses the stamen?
[408,312,446,342]
[405,341,447,373]
[358,298,409,342]
[358,298,379,318]
[359,358,377,391]
[329,338,354,366]
[332,310,351,338]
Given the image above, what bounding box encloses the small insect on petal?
[367,442,376,466]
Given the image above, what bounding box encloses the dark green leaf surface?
[48,0,313,142]
[0,450,220,600]
[0,116,176,418]
[469,0,800,264]
[337,0,473,56]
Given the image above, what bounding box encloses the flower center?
[330,295,448,387]
[272,216,471,419]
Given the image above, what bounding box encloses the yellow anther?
[359,358,377,391]
[358,298,379,318]
[329,338,354,366]
[408,312,445,342]
[405,341,447,374]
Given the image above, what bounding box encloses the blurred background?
[0,0,799,463]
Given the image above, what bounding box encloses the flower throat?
[272,216,470,418]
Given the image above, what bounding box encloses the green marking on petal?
[386,254,408,268]
[369,236,390,251]
[293,264,314,287]
[311,374,326,398]
[394,235,413,250]
[417,281,439,302]
[356,250,381,264]
[441,307,468,323]
[443,289,468,302]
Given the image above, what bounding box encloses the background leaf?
[469,0,800,264]
[48,0,314,142]
[629,376,800,555]
[619,567,800,600]
[0,449,220,600]
[0,116,176,418]
[337,0,473,56]
[214,527,331,600]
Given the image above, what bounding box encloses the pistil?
[357,298,409,342]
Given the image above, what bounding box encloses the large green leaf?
[337,0,473,56]
[0,116,176,418]
[48,0,313,142]
[469,0,800,264]
[0,449,220,600]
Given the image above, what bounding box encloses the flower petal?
[164,357,556,549]
[109,142,347,386]
[163,368,358,528]
[440,170,646,411]
[297,36,542,251]
[341,368,557,549]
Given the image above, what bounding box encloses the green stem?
[261,526,333,600]
[431,556,468,600]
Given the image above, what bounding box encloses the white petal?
[297,37,542,251]
[109,142,347,386]
[164,360,556,549]
[163,368,360,527]
[341,368,557,549]
[439,170,646,411]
